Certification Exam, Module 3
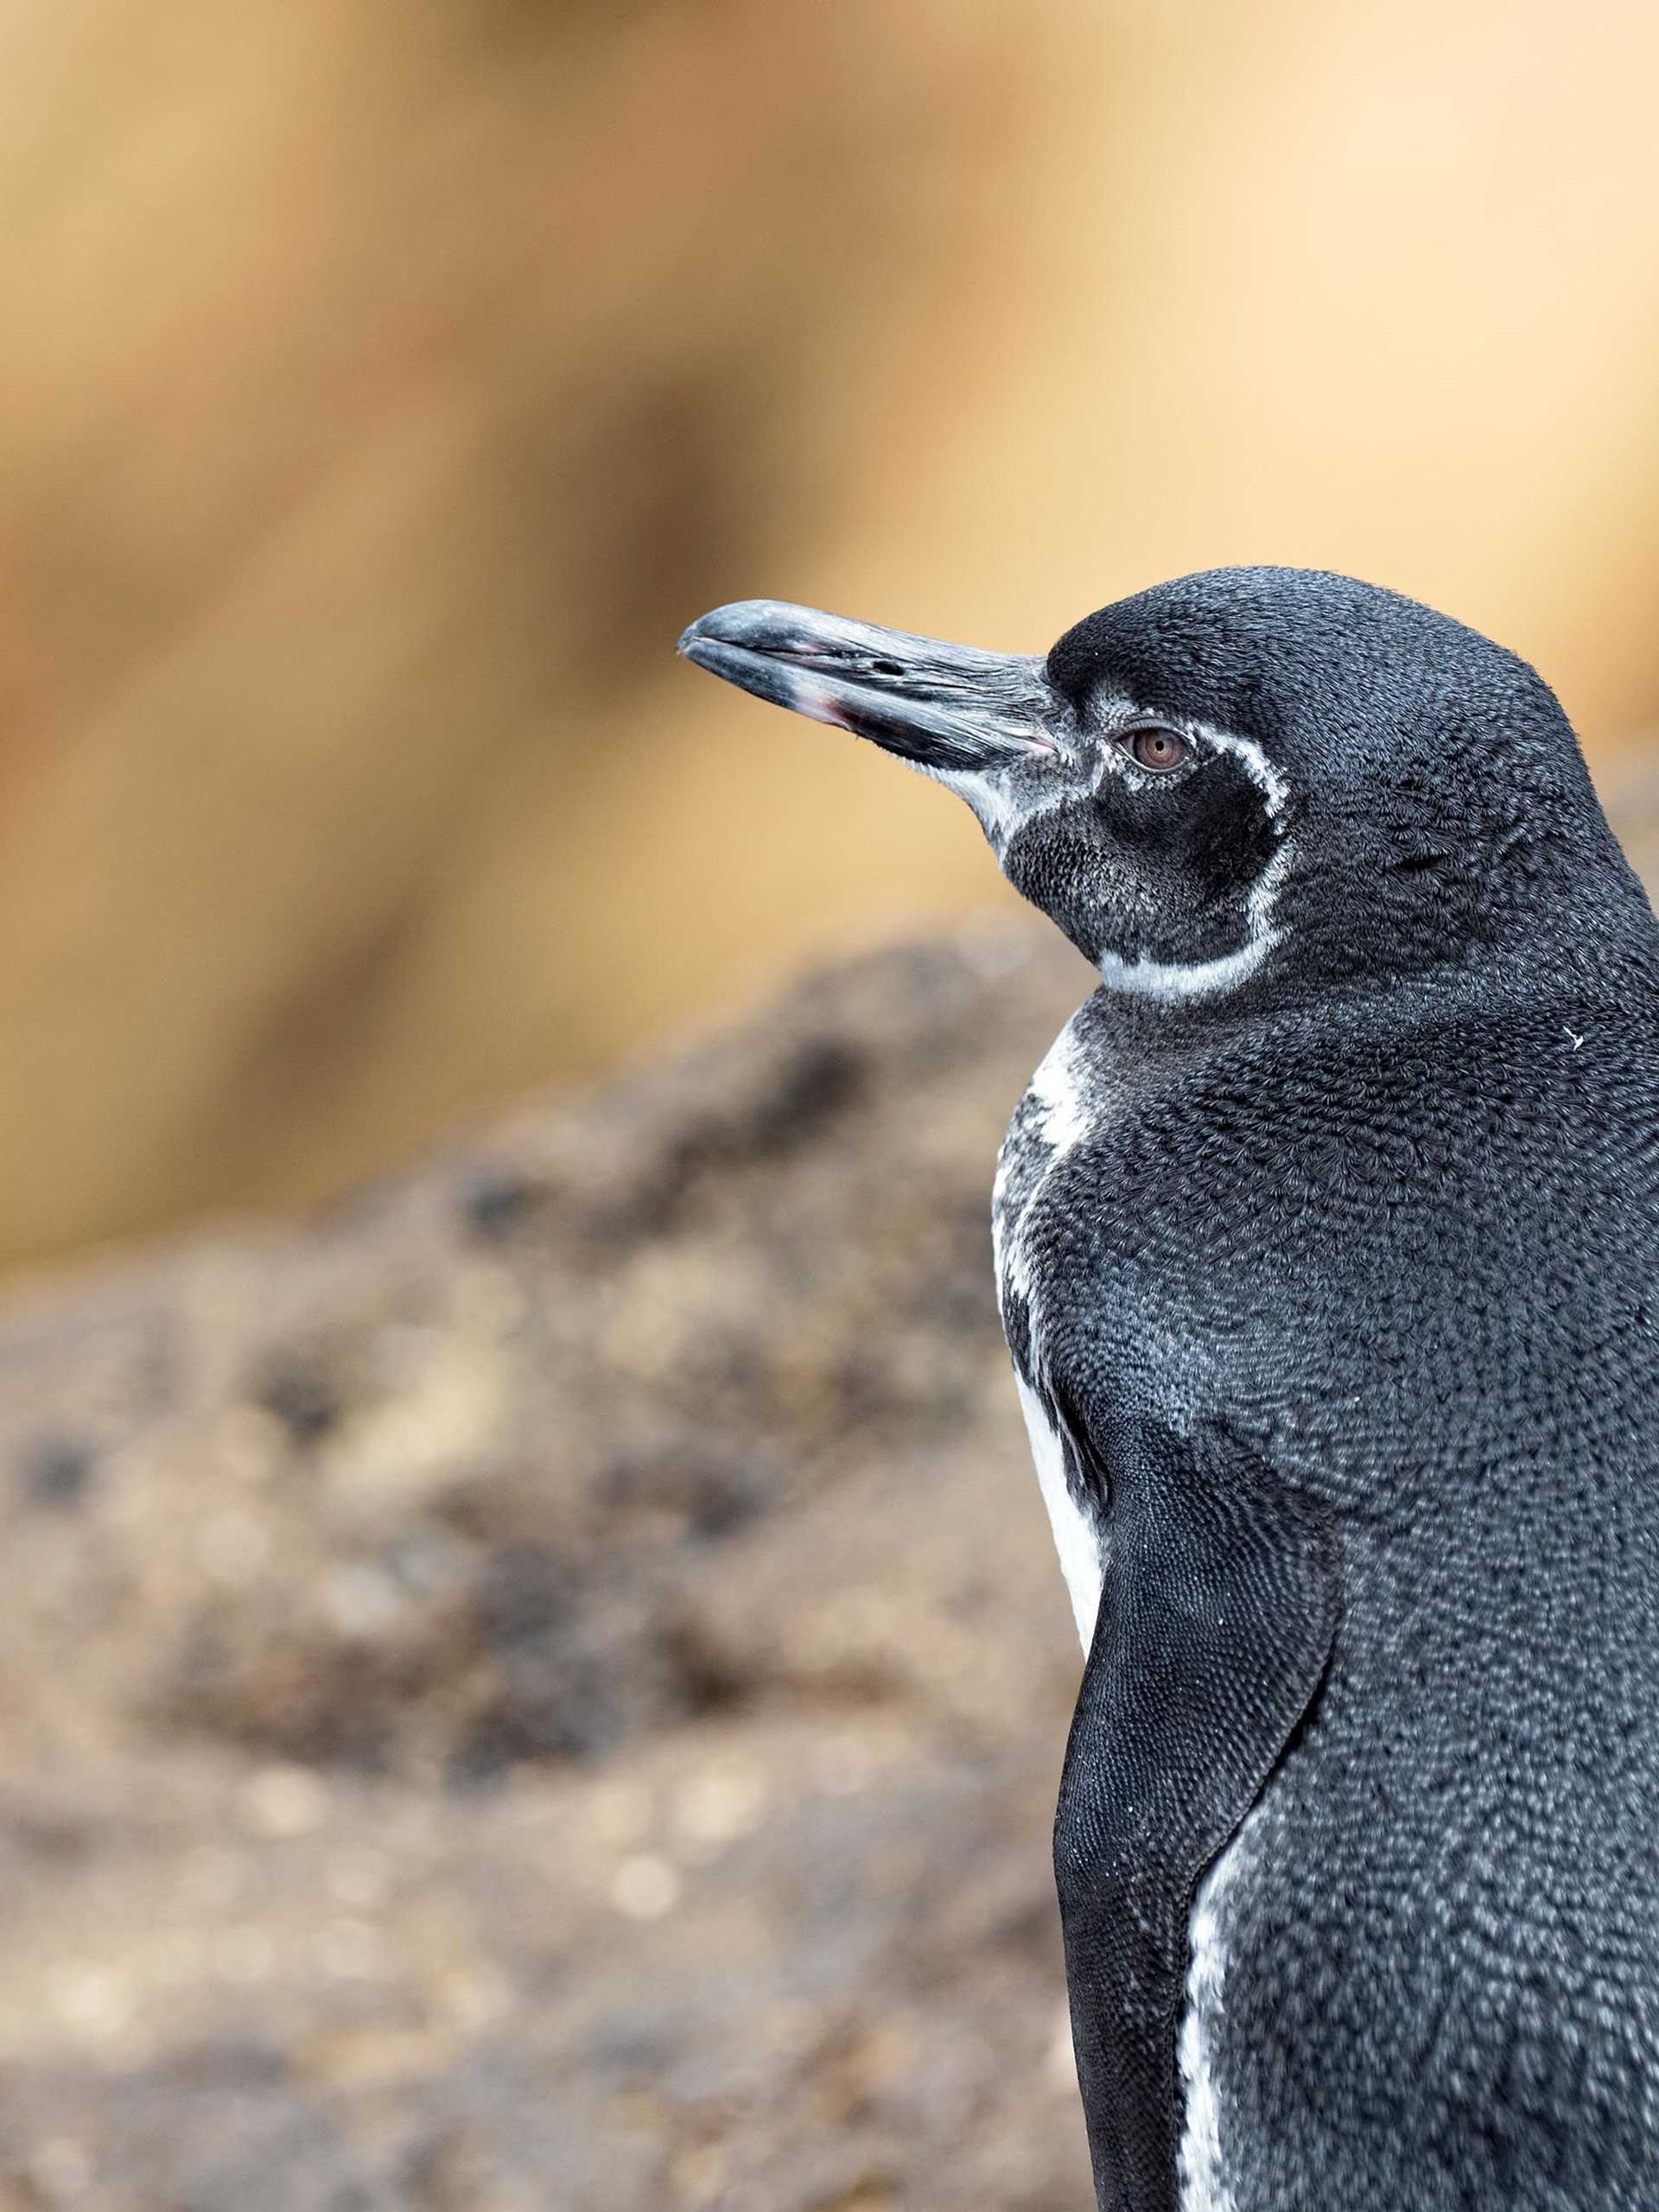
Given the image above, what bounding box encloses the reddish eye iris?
[1125,725,1189,773]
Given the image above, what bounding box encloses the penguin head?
[680,569,1624,1005]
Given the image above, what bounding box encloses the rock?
[0,923,1097,2209]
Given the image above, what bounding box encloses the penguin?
[678,569,1659,2211]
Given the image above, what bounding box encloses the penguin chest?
[994,1019,1110,1650]
[1012,1370,1103,1649]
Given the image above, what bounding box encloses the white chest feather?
[1014,1373,1103,1649]
[1176,1816,1256,2211]
[997,1017,1109,1652]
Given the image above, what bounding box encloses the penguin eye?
[1121,724,1191,774]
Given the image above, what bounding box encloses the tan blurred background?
[4,0,1659,1271]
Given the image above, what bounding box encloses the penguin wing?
[1054,1414,1339,2212]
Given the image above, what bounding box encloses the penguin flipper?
[1054,1416,1339,2212]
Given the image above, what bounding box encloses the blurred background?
[5,4,1659,2209]
[3,0,1659,1274]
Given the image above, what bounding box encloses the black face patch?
[1001,749,1281,970]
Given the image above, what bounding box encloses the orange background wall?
[2,0,1657,1268]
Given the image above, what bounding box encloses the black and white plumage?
[679,569,1659,2210]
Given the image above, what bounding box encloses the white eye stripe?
[1096,715,1294,1003]
[1207,726,1290,817]
[1098,935,1279,1001]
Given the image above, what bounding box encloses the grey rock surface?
[0,922,1098,2212]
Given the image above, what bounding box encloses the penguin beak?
[677,600,1058,775]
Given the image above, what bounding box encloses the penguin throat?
[1096,926,1280,1002]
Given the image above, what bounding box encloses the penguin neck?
[1287,782,1659,1002]
[1077,855,1659,1060]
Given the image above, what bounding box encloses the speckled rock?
[0,921,1100,2212]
